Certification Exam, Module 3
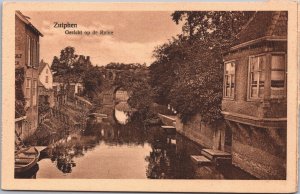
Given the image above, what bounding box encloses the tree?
[15,67,26,117]
[82,66,103,99]
[59,46,76,67]
[150,11,254,123]
[150,38,188,105]
[171,11,254,47]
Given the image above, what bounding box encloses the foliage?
[15,67,26,117]
[38,100,50,115]
[150,11,254,123]
[51,46,103,100]
[82,66,103,99]
[150,38,187,105]
[106,62,147,70]
[172,11,254,47]
[112,67,155,121]
[51,46,93,79]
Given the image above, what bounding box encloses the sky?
[22,11,182,66]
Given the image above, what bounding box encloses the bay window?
[224,61,235,98]
[248,53,286,100]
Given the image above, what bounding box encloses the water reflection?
[18,107,256,179]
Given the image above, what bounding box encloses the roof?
[233,11,287,48]
[15,11,43,37]
[38,60,50,74]
[38,80,44,87]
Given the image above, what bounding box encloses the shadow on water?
[17,106,256,179]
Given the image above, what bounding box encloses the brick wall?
[229,122,286,179]
[15,15,40,139]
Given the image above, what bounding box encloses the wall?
[15,15,40,139]
[178,114,226,151]
[39,64,53,90]
[159,113,226,151]
[222,42,287,179]
[227,121,286,179]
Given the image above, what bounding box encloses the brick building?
[222,11,287,179]
[15,11,43,139]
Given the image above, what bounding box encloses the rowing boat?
[15,147,40,174]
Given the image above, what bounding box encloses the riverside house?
[15,11,43,140]
[222,11,287,179]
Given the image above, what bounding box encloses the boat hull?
[15,147,40,174]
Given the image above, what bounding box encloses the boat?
[15,147,40,174]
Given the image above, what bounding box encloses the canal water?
[19,105,256,179]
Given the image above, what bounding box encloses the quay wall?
[158,113,286,179]
[159,113,226,151]
[230,124,286,179]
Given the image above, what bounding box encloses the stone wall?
[159,113,226,151]
[228,121,286,179]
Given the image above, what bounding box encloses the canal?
[18,104,256,179]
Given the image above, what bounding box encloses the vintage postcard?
[1,1,298,192]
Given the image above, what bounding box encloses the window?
[25,78,31,107]
[32,39,36,68]
[224,61,235,98]
[249,55,266,99]
[45,76,49,83]
[271,54,286,98]
[26,35,31,66]
[32,80,37,106]
[46,69,49,74]
[34,39,39,68]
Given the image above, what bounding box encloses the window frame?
[247,54,267,101]
[32,79,37,106]
[26,35,32,67]
[223,60,236,100]
[25,78,31,107]
[270,53,287,99]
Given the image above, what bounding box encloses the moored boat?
[15,147,40,174]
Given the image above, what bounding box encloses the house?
[222,11,287,179]
[38,60,54,123]
[15,11,43,140]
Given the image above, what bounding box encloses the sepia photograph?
[1,1,298,192]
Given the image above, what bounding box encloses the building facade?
[15,11,43,139]
[38,60,54,123]
[222,11,287,179]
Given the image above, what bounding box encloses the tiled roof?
[233,11,287,46]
